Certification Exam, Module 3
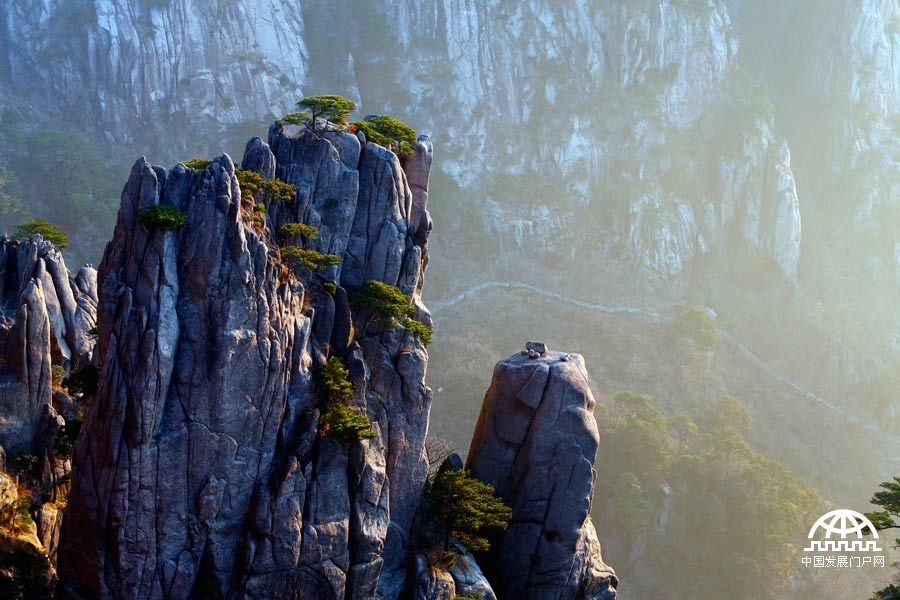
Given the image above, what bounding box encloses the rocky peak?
[31,109,619,599]
[56,121,435,599]
[466,344,618,599]
[0,234,98,591]
[0,235,97,450]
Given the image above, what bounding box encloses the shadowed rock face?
[57,127,434,599]
[466,347,617,599]
[0,237,97,451]
[0,236,98,581]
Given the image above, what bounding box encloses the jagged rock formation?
[0,236,98,589]
[41,114,617,599]
[57,122,434,599]
[414,541,495,600]
[0,104,625,599]
[412,453,497,600]
[0,235,97,451]
[466,344,617,599]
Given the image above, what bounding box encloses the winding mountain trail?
[430,280,898,443]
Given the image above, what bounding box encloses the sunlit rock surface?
[56,124,434,598]
[467,346,618,599]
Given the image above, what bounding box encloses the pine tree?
[867,479,900,599]
[424,468,512,552]
[296,95,357,132]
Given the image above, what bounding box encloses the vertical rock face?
[0,236,97,451]
[414,539,496,600]
[0,0,308,149]
[466,346,617,599]
[804,0,900,220]
[0,236,98,587]
[57,125,433,599]
[1,276,52,452]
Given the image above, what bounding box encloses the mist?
[0,1,897,598]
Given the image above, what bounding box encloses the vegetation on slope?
[595,392,822,599]
[13,218,69,248]
[353,280,432,344]
[318,357,375,443]
[421,468,511,552]
[136,205,187,231]
[282,246,341,272]
[866,478,900,599]
[351,116,416,158]
[294,95,357,132]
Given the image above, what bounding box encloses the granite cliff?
[3,1,896,596]
[0,116,616,598]
[55,122,433,599]
[0,234,98,592]
[0,0,804,284]
[466,345,617,599]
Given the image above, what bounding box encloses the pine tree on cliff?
[296,95,357,133]
[424,468,511,552]
[866,478,900,600]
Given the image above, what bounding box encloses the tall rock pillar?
[466,343,618,599]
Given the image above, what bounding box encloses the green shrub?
[62,364,99,397]
[235,169,263,196]
[322,282,337,295]
[244,205,265,229]
[282,246,341,272]
[279,112,310,126]
[87,326,99,338]
[354,280,415,320]
[400,318,432,346]
[13,498,32,531]
[321,403,376,442]
[51,365,66,389]
[673,304,719,350]
[352,116,416,159]
[280,222,318,241]
[182,158,212,170]
[136,205,187,231]
[13,218,69,248]
[237,169,296,204]
[265,179,296,203]
[54,414,83,459]
[317,357,374,442]
[870,584,900,600]
[320,357,353,402]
